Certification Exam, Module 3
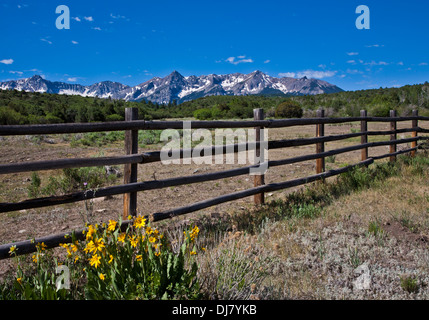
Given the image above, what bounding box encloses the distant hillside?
[0,82,428,125]
[175,82,429,119]
[291,82,429,117]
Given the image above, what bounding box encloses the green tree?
[193,108,212,120]
[275,100,303,118]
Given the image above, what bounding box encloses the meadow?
[1,119,429,299]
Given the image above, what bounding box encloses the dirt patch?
[383,221,429,245]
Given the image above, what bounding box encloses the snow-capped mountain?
[0,71,343,104]
[114,70,343,104]
[0,75,129,99]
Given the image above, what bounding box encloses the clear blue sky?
[0,0,428,91]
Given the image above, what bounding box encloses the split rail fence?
[0,107,429,259]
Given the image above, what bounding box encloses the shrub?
[197,235,273,299]
[0,106,26,125]
[1,220,203,300]
[211,106,224,119]
[291,203,322,219]
[105,114,124,122]
[265,107,276,118]
[70,131,124,147]
[45,113,64,124]
[326,155,336,163]
[80,220,202,299]
[400,275,419,293]
[139,130,161,146]
[61,167,116,192]
[275,101,303,118]
[348,247,362,268]
[27,172,42,198]
[367,220,384,238]
[193,108,212,120]
[371,104,391,117]
[31,166,118,198]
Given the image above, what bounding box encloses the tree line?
[0,82,429,125]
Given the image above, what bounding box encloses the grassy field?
[1,119,429,299]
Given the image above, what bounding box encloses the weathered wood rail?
[0,108,428,259]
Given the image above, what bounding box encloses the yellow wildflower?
[133,216,146,229]
[92,238,105,253]
[16,277,22,285]
[36,242,47,251]
[84,241,94,254]
[70,243,78,253]
[118,233,126,243]
[84,238,105,254]
[190,250,197,255]
[128,235,138,248]
[60,243,72,257]
[99,273,106,281]
[74,255,80,263]
[32,254,38,263]
[89,254,101,268]
[190,226,199,241]
[9,245,17,256]
[136,254,142,261]
[86,224,97,240]
[108,254,114,264]
[184,225,200,242]
[148,236,156,243]
[107,220,117,232]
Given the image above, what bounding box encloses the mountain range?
[0,71,343,105]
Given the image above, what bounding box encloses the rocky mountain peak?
[0,71,343,104]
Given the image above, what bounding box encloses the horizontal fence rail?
[2,128,429,175]
[0,108,428,259]
[2,116,429,136]
[0,136,427,213]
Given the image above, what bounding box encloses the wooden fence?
[0,107,429,259]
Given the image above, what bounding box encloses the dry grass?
[157,152,429,300]
[231,154,429,299]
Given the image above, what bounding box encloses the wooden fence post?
[361,110,368,161]
[316,109,325,174]
[390,110,397,162]
[123,107,139,219]
[253,108,265,205]
[411,109,419,157]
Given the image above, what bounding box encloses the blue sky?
[0,0,428,91]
